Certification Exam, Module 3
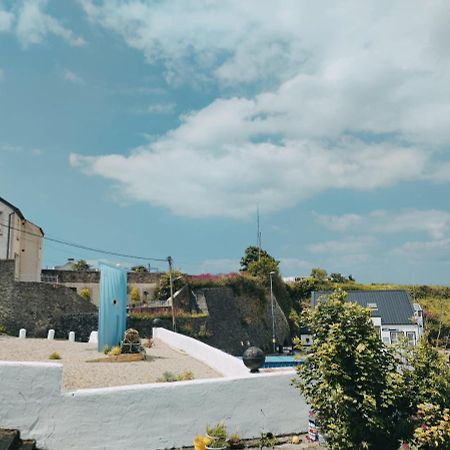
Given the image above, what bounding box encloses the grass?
[48,351,61,360]
[156,370,195,382]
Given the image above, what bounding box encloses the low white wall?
[153,327,248,377]
[0,361,308,450]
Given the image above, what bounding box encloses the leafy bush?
[156,370,194,382]
[109,346,121,356]
[79,288,91,301]
[295,290,402,450]
[258,432,276,449]
[410,403,450,449]
[103,345,110,355]
[48,352,61,360]
[0,325,7,334]
[130,287,140,304]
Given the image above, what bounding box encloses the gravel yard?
[0,335,221,390]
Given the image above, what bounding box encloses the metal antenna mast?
[257,206,262,261]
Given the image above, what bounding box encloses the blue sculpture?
[98,264,127,352]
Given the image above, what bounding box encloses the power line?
[0,220,168,263]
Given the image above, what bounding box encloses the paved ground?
[0,336,221,389]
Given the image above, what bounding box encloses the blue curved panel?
[98,264,127,351]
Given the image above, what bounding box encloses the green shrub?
[103,345,110,355]
[48,352,61,360]
[109,346,121,356]
[79,288,91,301]
[0,325,7,334]
[156,370,195,382]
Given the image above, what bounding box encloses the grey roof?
[311,290,415,325]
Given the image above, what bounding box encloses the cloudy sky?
[2,0,450,283]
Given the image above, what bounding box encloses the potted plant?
[205,422,229,450]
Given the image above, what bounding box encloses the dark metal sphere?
[243,346,265,373]
[152,318,163,328]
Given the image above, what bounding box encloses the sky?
[1,1,450,284]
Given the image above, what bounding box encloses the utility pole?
[257,206,262,261]
[270,271,276,353]
[167,256,176,332]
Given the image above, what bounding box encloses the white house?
[0,196,44,282]
[304,290,423,346]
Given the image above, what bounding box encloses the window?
[390,331,400,344]
[406,331,416,346]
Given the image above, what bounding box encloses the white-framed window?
[390,331,402,344]
[406,331,416,346]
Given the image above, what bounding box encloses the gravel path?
[0,336,221,390]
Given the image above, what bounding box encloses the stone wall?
[0,260,97,337]
[195,287,290,355]
[41,269,162,284]
[51,285,290,353]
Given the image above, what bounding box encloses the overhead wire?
[0,220,168,263]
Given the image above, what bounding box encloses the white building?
[0,196,44,282]
[302,290,423,346]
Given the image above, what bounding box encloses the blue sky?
[2,1,450,284]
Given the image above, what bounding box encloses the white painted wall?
[153,327,248,377]
[0,361,309,450]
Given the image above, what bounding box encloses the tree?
[294,290,401,450]
[329,272,347,283]
[131,265,148,273]
[72,259,90,271]
[130,287,140,304]
[240,246,279,272]
[155,270,186,301]
[247,256,279,279]
[79,288,91,301]
[310,267,328,281]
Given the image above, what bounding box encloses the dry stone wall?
[0,260,97,337]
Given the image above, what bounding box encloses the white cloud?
[15,0,85,47]
[308,237,376,255]
[0,9,14,32]
[392,239,450,261]
[132,102,176,115]
[73,1,450,218]
[315,209,450,239]
[279,257,312,276]
[314,213,363,232]
[63,69,85,85]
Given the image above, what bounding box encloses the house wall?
[0,202,43,282]
[0,203,14,258]
[0,361,309,450]
[380,324,420,345]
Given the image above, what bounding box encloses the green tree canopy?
[130,265,148,273]
[240,246,279,272]
[295,290,402,450]
[310,267,328,281]
[72,259,90,271]
[155,270,186,301]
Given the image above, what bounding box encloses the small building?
[306,290,423,346]
[0,196,44,282]
[41,263,162,307]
